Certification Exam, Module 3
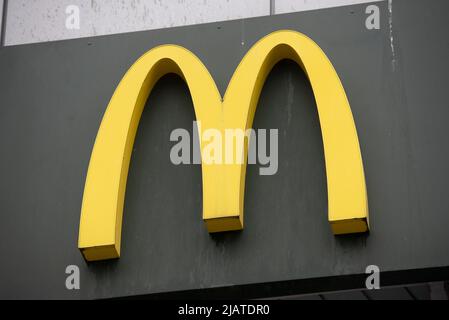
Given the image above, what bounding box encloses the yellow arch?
[78,30,368,261]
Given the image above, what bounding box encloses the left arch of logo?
[78,30,369,261]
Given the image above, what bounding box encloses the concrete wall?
[275,0,382,13]
[2,0,383,46]
[0,0,4,43]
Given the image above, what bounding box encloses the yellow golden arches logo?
[78,30,369,261]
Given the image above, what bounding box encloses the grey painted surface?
[0,0,448,299]
[3,0,384,46]
[279,282,446,300]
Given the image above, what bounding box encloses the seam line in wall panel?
[361,290,372,300]
[404,287,417,300]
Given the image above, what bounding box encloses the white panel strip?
[275,0,385,14]
[4,0,269,46]
[0,0,4,45]
[4,0,386,46]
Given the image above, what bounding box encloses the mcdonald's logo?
[78,30,369,262]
